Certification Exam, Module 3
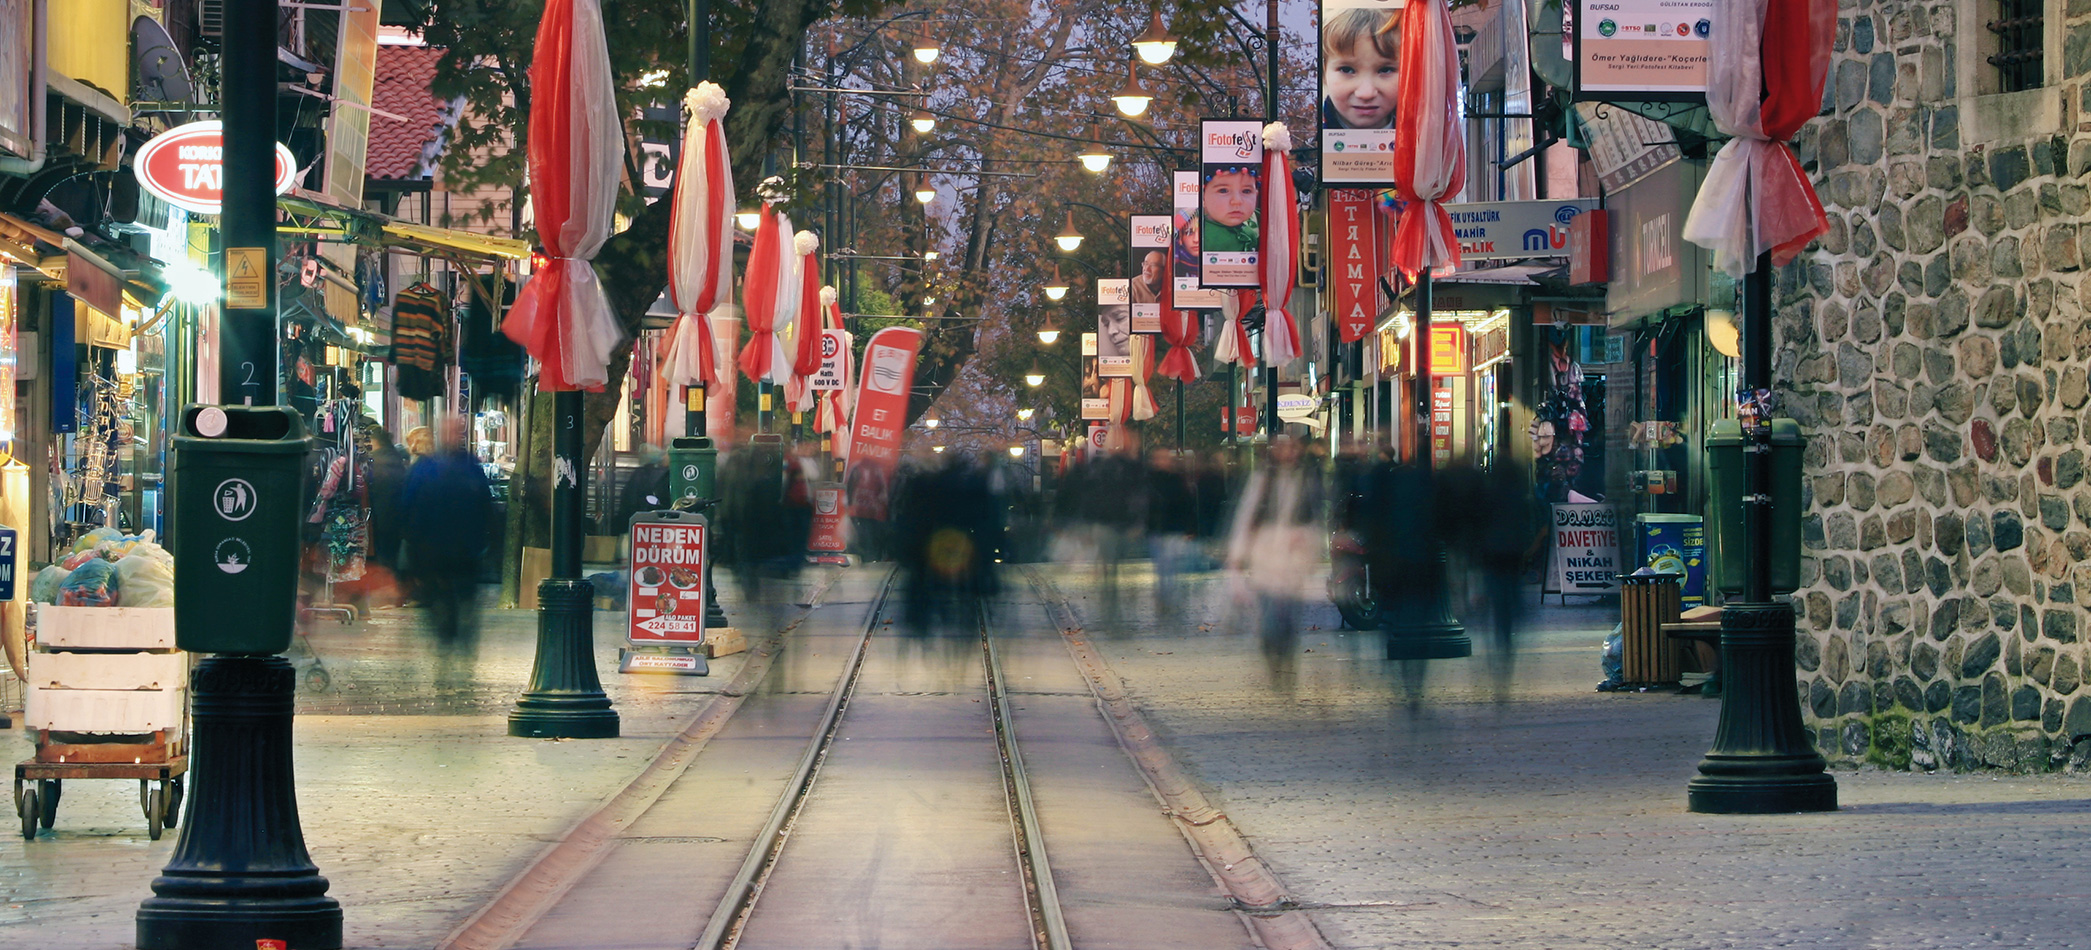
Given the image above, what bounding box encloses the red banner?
[1328,189,1380,343]
[840,326,922,521]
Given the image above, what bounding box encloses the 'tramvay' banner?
[1328,188,1381,342]
[840,326,922,521]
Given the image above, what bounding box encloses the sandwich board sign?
[620,509,710,675]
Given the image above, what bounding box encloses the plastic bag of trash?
[30,564,67,604]
[59,557,121,607]
[72,526,123,554]
[114,551,174,607]
[1597,625,1624,691]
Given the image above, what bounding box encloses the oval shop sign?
[133,120,298,216]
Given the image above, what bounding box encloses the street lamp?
[1025,369,1046,387]
[1077,149,1112,173]
[735,209,761,231]
[924,417,940,429]
[1054,211,1083,251]
[1037,322,1061,345]
[915,181,937,204]
[1110,59,1153,117]
[1008,445,1026,458]
[1016,407,1035,421]
[1043,262,1069,301]
[923,249,941,261]
[1132,12,1178,65]
[910,110,936,133]
[912,28,940,64]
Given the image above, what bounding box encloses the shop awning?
[277,192,530,263]
[380,221,531,262]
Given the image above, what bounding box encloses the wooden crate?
[702,628,746,659]
[35,605,176,650]
[24,651,188,733]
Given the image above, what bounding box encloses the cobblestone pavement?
[8,561,2091,950]
[2,579,795,950]
[1035,559,2091,950]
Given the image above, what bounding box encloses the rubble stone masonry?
[1781,1,2091,770]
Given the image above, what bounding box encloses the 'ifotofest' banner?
[1096,278,1132,376]
[1198,119,1263,288]
[1319,0,1404,185]
[1171,172,1225,309]
[841,326,921,521]
[1128,215,1170,333]
[1574,0,1711,100]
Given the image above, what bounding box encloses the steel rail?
[982,603,1074,950]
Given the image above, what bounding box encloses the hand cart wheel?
[163,777,184,830]
[146,785,166,840]
[18,784,38,841]
[37,780,58,829]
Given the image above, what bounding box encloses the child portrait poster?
[1198,119,1264,288]
[1128,214,1171,333]
[1095,278,1134,375]
[1320,0,1405,185]
[1171,171,1226,309]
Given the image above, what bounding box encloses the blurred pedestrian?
[399,417,492,693]
[1226,436,1325,692]
[1474,462,1541,701]
[1146,450,1198,620]
[362,423,408,606]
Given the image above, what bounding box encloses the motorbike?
[1326,527,1383,630]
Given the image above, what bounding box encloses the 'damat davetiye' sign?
[134,121,299,216]
[1551,503,1620,593]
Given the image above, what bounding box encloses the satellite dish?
[132,16,195,105]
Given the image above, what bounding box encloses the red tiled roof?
[368,45,450,182]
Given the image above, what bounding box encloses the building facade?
[1785,0,2091,768]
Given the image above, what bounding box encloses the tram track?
[698,588,1070,950]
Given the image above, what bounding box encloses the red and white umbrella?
[737,197,802,383]
[662,82,736,389]
[1258,122,1301,365]
[501,0,624,391]
[1389,0,1465,279]
[1156,305,1202,382]
[1681,0,1834,274]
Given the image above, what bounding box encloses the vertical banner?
[1430,385,1454,465]
[1328,189,1381,342]
[841,326,922,521]
[1172,172,1225,309]
[1096,278,1132,375]
[1081,332,1108,419]
[1198,119,1264,288]
[1551,503,1622,593]
[1129,215,1171,332]
[1320,0,1405,185]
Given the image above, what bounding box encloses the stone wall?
[1781,0,2091,771]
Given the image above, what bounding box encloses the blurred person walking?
[399,417,493,693]
[1474,462,1541,701]
[1146,450,1199,621]
[1226,436,1326,692]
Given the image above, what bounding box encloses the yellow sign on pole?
[225,247,267,309]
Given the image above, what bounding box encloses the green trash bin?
[170,405,312,654]
[1706,418,1804,595]
[667,436,717,505]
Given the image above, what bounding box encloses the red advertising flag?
[1329,189,1379,343]
[840,326,923,521]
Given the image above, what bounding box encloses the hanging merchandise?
[392,281,452,401]
[307,399,370,584]
[460,278,524,390]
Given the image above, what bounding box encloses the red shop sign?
[1328,189,1380,343]
[133,121,298,216]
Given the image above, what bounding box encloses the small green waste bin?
[170,405,312,654]
[1706,417,1804,595]
[667,436,717,505]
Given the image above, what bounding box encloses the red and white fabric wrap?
[663,82,736,389]
[1157,306,1202,382]
[1210,289,1257,369]
[1681,0,1833,276]
[1127,334,1159,421]
[789,232,824,379]
[815,287,853,445]
[1257,122,1301,366]
[737,204,800,382]
[500,0,624,391]
[1389,0,1466,280]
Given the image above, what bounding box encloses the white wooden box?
[24,651,188,733]
[34,605,177,650]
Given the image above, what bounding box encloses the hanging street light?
[1043,262,1069,301]
[735,209,761,231]
[910,110,936,133]
[915,182,937,204]
[1110,60,1153,117]
[1077,149,1112,173]
[1016,407,1035,421]
[923,249,941,260]
[1008,445,1026,458]
[1025,368,1046,387]
[912,28,940,64]
[1037,316,1061,345]
[924,417,940,429]
[1132,12,1178,65]
[1054,211,1084,252]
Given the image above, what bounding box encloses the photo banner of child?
[1171,171,1226,309]
[1096,278,1133,376]
[1320,0,1404,185]
[1198,119,1264,288]
[1128,215,1171,334]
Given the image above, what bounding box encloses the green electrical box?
[1706,418,1805,596]
[170,405,312,654]
[667,435,717,505]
